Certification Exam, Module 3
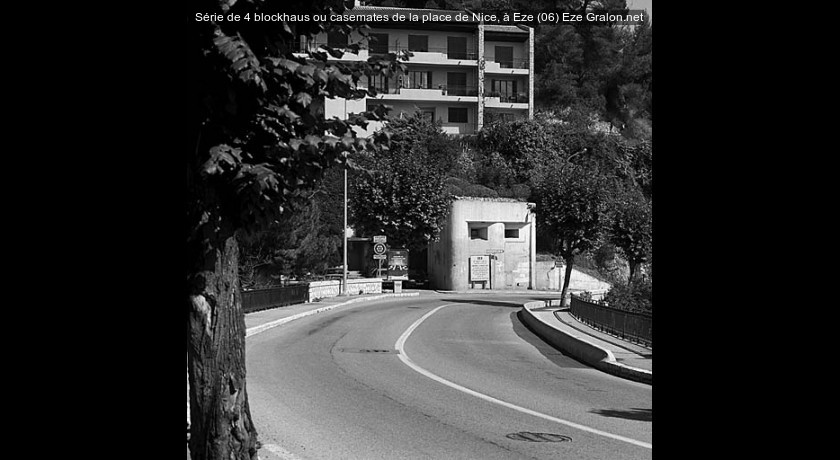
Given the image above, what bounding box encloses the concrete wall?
[428,198,535,291]
[534,261,612,297]
[308,278,383,302]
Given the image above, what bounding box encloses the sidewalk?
[521,301,652,384]
[245,291,421,337]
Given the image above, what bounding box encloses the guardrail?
[242,284,308,313]
[569,295,652,348]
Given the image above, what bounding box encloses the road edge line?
[394,303,652,450]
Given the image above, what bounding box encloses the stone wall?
[307,278,383,302]
[534,261,611,297]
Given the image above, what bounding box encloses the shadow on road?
[447,296,559,309]
[447,298,526,308]
[509,311,589,369]
[589,408,652,422]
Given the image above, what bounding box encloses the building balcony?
[483,58,530,75]
[368,85,479,103]
[484,93,529,109]
[294,41,479,66]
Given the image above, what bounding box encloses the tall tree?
[608,184,651,283]
[187,1,404,458]
[533,163,610,305]
[238,165,346,287]
[349,113,457,251]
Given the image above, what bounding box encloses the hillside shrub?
[602,277,652,314]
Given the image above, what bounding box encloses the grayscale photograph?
[187,1,652,458]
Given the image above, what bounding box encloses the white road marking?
[261,443,305,460]
[394,304,653,450]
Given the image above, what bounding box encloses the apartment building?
[297,3,534,136]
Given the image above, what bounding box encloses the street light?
[342,162,348,296]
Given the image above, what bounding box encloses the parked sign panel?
[470,255,490,282]
[387,249,408,280]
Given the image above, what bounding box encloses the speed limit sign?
[373,242,387,254]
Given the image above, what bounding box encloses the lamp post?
[342,162,348,296]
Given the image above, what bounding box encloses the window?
[419,108,435,123]
[447,72,468,95]
[408,35,429,52]
[504,224,525,241]
[447,36,468,59]
[368,33,389,54]
[407,71,433,89]
[327,31,347,48]
[470,225,488,240]
[492,79,518,102]
[448,107,468,123]
[495,46,514,68]
[369,74,389,93]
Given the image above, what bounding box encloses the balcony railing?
[368,85,479,97]
[485,57,530,69]
[442,85,479,97]
[485,92,529,103]
[293,41,480,60]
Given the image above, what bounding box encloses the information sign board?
[387,249,409,280]
[470,255,490,282]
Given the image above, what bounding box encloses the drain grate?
[506,432,572,443]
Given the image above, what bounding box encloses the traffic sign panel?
[373,235,387,243]
[373,254,387,260]
[373,242,387,254]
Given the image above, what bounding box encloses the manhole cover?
[506,432,572,443]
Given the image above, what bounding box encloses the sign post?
[372,241,387,279]
[372,236,388,279]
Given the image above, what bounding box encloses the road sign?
[373,242,387,254]
[470,255,490,282]
[387,249,408,280]
[373,254,387,260]
[373,235,387,243]
[485,248,504,254]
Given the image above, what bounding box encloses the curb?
[519,301,652,385]
[245,292,420,338]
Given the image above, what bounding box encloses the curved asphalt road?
[246,294,652,459]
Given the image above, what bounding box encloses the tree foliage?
[349,113,457,250]
[533,1,652,139]
[533,163,611,303]
[535,164,610,257]
[188,1,407,458]
[608,184,651,283]
[237,165,346,287]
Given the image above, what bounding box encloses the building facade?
[428,198,536,291]
[298,3,534,135]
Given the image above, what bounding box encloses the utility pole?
[342,164,348,296]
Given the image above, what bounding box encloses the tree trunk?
[560,255,574,307]
[187,231,259,460]
[628,261,637,285]
[186,156,259,459]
